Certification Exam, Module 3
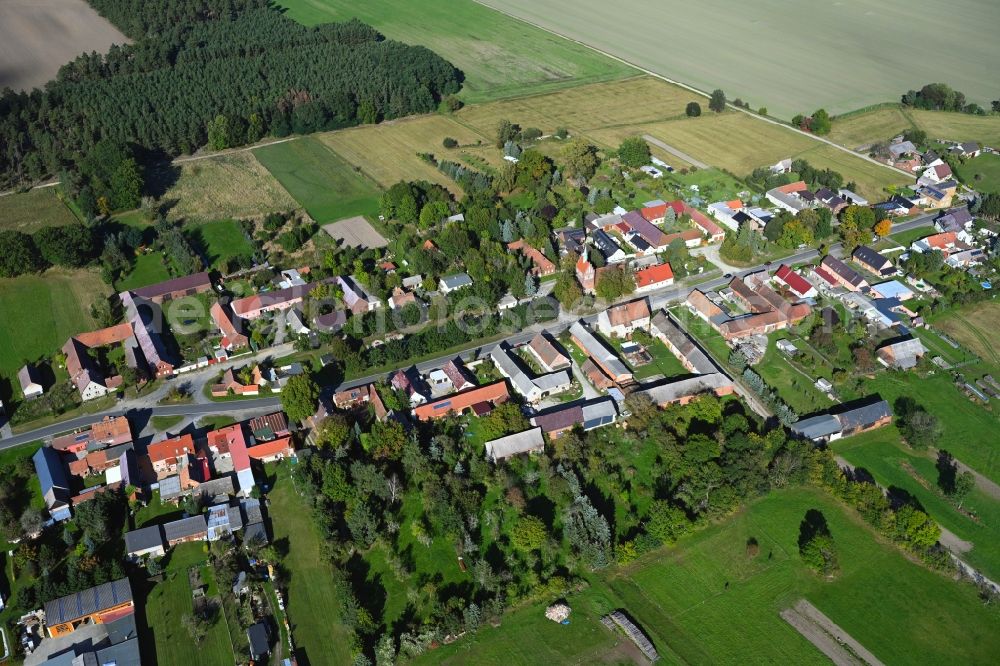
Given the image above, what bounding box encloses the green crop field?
[254,137,382,223]
[269,467,355,665]
[274,0,635,102]
[0,268,111,390]
[480,0,1000,119]
[0,187,79,233]
[954,153,1000,194]
[828,107,914,149]
[828,107,1000,152]
[909,110,1000,146]
[833,427,1000,581]
[420,486,1000,664]
[186,219,254,269]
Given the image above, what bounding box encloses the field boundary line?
[174,136,297,164]
[471,0,914,180]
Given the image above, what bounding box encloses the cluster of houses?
[33,412,295,524]
[567,199,725,295]
[686,271,813,341]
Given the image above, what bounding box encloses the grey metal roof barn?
[163,514,207,543]
[44,578,133,626]
[124,525,164,555]
[791,414,842,441]
[836,400,892,431]
[485,427,545,462]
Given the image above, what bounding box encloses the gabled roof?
[836,400,892,430]
[528,333,570,370]
[822,255,866,287]
[163,515,207,542]
[125,525,164,554]
[130,272,211,300]
[44,578,133,626]
[605,298,650,327]
[635,262,674,288]
[148,434,196,465]
[530,405,584,433]
[485,427,545,461]
[774,264,813,297]
[853,245,893,272]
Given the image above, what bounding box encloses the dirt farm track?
[0,0,128,92]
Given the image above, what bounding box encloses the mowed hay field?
[0,268,111,386]
[0,187,79,233]
[829,107,1000,150]
[480,0,1000,119]
[254,137,382,222]
[163,151,299,222]
[321,78,909,201]
[420,487,1000,664]
[935,300,1000,368]
[274,0,635,102]
[318,114,496,193]
[0,0,129,92]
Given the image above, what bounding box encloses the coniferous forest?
[0,0,462,189]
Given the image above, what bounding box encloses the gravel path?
[782,600,884,666]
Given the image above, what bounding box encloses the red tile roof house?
[640,203,668,224]
[211,302,249,350]
[526,333,571,372]
[247,436,295,463]
[147,434,199,479]
[596,298,651,338]
[205,424,256,495]
[230,280,333,320]
[52,415,133,453]
[338,275,382,315]
[667,200,724,242]
[507,240,556,276]
[388,287,418,310]
[773,264,817,299]
[413,381,510,420]
[249,412,290,441]
[634,262,674,293]
[211,368,259,397]
[62,323,138,401]
[442,359,475,391]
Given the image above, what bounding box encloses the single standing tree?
[618,137,651,167]
[561,138,601,179]
[524,273,537,297]
[281,374,320,423]
[709,89,727,113]
[685,101,702,117]
[810,108,832,134]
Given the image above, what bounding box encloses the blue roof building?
[33,446,72,521]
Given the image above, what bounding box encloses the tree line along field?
[833,427,1000,582]
[478,0,1000,120]
[414,487,1000,665]
[273,0,636,103]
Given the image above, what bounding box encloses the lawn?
[161,151,299,222]
[0,187,78,233]
[186,219,254,269]
[115,252,172,292]
[268,465,355,665]
[480,0,1000,119]
[619,337,688,381]
[151,415,184,431]
[833,427,1000,582]
[889,225,934,247]
[954,153,1000,194]
[0,268,111,391]
[197,415,236,430]
[419,486,1000,664]
[254,137,382,223]
[275,0,636,103]
[934,300,1000,368]
[754,337,834,417]
[318,114,492,194]
[142,542,235,666]
[858,370,1000,486]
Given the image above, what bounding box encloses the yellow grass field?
[319,77,909,201]
[318,115,495,192]
[829,107,1000,151]
[828,108,914,149]
[455,76,692,135]
[908,110,1000,146]
[165,151,299,221]
[935,301,1000,368]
